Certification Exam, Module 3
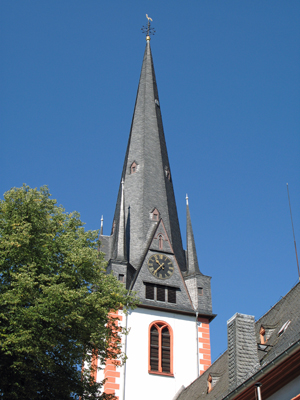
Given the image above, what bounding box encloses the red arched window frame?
[148,321,173,376]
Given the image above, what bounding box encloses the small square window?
[118,274,125,283]
[198,287,203,296]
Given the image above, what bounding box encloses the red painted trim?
[291,395,300,400]
[149,371,174,377]
[148,320,174,376]
[198,317,212,375]
[101,309,123,400]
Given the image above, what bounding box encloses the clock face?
[148,254,174,280]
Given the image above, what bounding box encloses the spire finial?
[100,215,103,235]
[141,15,156,41]
[186,194,189,205]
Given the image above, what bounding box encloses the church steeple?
[111,39,186,270]
[99,33,213,317]
[98,28,215,398]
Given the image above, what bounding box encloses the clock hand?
[155,259,165,269]
[154,263,165,275]
[154,265,162,275]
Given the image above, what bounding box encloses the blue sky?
[1,1,299,362]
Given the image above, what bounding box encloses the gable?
[130,219,195,314]
[149,219,174,254]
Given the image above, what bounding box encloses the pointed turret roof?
[111,39,186,270]
[186,195,201,275]
[115,179,126,261]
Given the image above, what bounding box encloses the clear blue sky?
[1,1,299,362]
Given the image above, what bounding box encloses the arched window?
[158,234,163,250]
[149,321,173,375]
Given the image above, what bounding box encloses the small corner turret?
[184,195,213,316]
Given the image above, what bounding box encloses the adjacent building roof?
[176,282,300,400]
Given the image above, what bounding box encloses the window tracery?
[149,321,173,375]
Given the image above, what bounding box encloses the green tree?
[0,185,136,400]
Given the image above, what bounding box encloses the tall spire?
[111,39,186,270]
[186,194,201,275]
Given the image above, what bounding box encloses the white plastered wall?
[117,307,199,400]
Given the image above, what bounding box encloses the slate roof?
[176,282,300,400]
[99,39,213,318]
[109,40,186,271]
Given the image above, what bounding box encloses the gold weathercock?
[141,14,156,41]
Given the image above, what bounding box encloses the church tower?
[98,27,215,400]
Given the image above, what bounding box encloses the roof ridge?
[255,281,300,324]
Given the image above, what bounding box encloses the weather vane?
[141,14,156,40]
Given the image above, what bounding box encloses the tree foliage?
[0,185,136,399]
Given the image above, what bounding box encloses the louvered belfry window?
[167,287,176,303]
[149,322,172,375]
[145,283,155,300]
[156,285,165,302]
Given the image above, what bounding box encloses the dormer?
[278,320,291,336]
[151,208,160,221]
[130,161,138,174]
[207,374,212,393]
[260,325,266,344]
[207,373,221,393]
[258,324,276,352]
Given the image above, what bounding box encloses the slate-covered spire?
[111,39,186,270]
[186,195,201,275]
